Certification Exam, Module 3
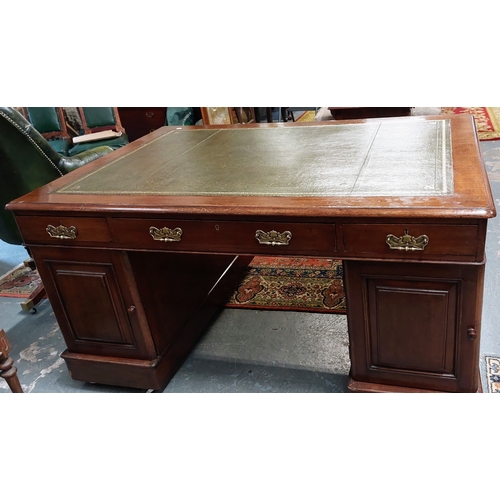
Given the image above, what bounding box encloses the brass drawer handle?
[149,226,183,242]
[46,224,78,240]
[255,230,292,246]
[386,229,429,251]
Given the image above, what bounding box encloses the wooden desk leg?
[0,329,23,393]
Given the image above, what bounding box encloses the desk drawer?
[109,218,337,256]
[342,223,480,260]
[16,216,112,245]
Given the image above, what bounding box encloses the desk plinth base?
[61,293,230,392]
[347,371,483,394]
[62,350,177,391]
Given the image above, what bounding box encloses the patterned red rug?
[0,264,42,298]
[1,257,346,314]
[226,256,346,313]
[441,107,500,140]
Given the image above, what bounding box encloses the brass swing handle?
[149,226,183,242]
[386,229,429,251]
[255,230,292,246]
[46,224,78,240]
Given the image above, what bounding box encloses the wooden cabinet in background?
[118,107,167,142]
[329,107,412,120]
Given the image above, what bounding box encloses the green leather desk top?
[56,119,453,198]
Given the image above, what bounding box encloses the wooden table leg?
[0,329,23,393]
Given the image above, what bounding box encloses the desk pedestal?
[344,260,484,393]
[31,246,252,390]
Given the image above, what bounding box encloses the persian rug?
[440,107,500,140]
[485,356,500,393]
[1,257,347,313]
[226,256,346,313]
[0,263,42,298]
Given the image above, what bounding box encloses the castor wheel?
[29,307,37,314]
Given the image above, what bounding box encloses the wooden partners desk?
[7,115,496,392]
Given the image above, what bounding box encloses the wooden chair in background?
[0,329,23,393]
[251,108,295,123]
[68,107,129,155]
[78,106,126,135]
[22,107,73,155]
[198,107,299,125]
[201,107,259,125]
[233,107,256,124]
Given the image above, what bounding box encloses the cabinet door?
[31,247,156,359]
[344,260,484,392]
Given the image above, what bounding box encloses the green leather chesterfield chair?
[0,106,113,246]
[0,106,114,312]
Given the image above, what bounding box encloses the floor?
[1,107,500,393]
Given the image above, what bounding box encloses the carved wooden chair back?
[22,107,71,141]
[77,107,126,135]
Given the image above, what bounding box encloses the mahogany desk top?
[9,114,495,221]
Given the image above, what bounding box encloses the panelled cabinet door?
[344,260,484,392]
[31,247,156,360]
